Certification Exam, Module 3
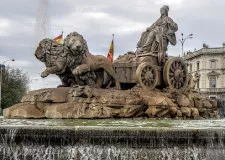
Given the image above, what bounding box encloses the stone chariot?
[114,48,189,91]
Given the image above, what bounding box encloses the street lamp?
[178,33,193,56]
[0,59,15,115]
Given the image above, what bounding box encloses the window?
[190,64,192,72]
[211,61,216,70]
[209,77,216,88]
[196,79,199,89]
[197,62,200,71]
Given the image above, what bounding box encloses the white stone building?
[183,44,225,99]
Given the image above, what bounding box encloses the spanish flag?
[53,33,63,44]
[107,36,114,62]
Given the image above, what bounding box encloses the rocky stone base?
[3,86,219,119]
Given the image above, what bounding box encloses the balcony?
[198,88,225,93]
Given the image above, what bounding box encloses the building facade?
[183,44,225,99]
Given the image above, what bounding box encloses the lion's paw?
[73,68,82,75]
[41,71,49,78]
[73,65,90,75]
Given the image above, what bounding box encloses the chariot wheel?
[163,57,188,91]
[136,62,159,90]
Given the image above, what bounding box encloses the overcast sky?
[0,0,225,90]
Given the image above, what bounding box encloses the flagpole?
[112,34,114,62]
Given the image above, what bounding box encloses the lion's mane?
[35,38,66,67]
[63,32,89,70]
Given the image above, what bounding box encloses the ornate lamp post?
[0,59,15,115]
[178,33,193,56]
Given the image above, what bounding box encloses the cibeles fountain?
[1,5,225,160]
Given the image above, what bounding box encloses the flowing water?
[35,0,49,43]
[0,118,225,160]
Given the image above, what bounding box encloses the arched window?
[209,77,216,88]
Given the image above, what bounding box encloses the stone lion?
[35,38,76,87]
[64,32,116,88]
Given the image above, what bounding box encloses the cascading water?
[0,119,225,160]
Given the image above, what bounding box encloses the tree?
[1,67,29,110]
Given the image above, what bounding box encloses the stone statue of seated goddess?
[136,5,178,56]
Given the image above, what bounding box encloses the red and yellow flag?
[107,39,114,62]
[53,33,63,44]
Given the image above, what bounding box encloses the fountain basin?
[0,118,225,159]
